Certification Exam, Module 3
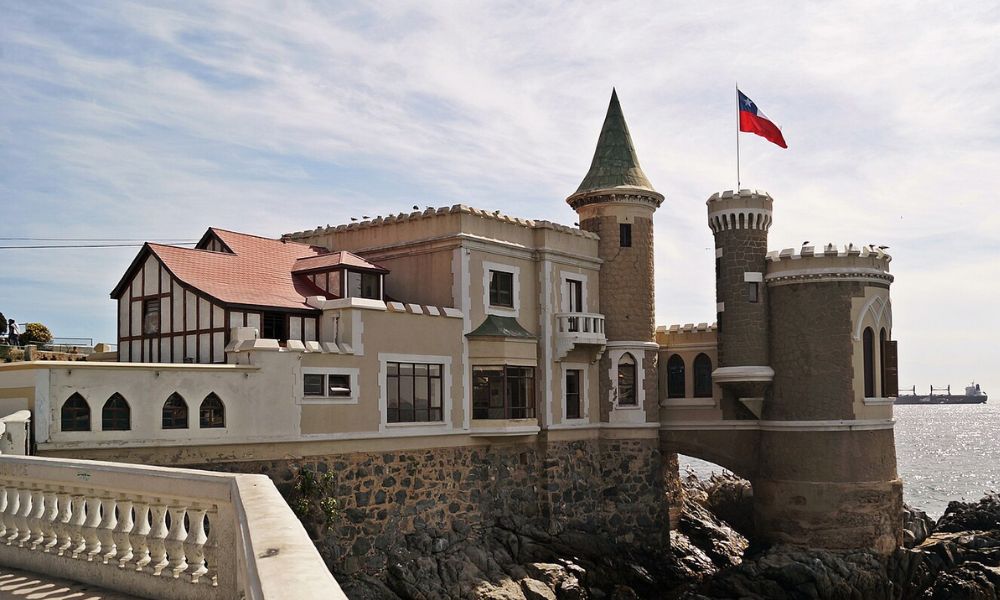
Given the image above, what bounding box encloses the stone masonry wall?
[715,228,768,368]
[196,438,669,580]
[767,280,882,421]
[581,214,655,343]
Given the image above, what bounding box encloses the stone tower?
[567,90,663,423]
[707,190,774,419]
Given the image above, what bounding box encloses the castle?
[0,90,903,582]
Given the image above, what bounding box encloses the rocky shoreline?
[334,471,1000,599]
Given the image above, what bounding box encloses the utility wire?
[0,243,198,249]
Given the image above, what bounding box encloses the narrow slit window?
[619,223,632,248]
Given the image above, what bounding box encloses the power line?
[0,237,198,242]
[0,243,198,249]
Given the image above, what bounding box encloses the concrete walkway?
[0,567,141,600]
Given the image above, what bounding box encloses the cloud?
[1,0,998,392]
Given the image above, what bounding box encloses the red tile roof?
[111,228,338,310]
[293,251,387,274]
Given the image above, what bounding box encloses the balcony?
[555,312,606,360]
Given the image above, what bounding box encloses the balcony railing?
[555,312,606,360]
[0,455,345,600]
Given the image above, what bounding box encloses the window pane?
[329,374,351,397]
[303,374,325,396]
[415,375,429,408]
[430,378,442,409]
[360,272,380,299]
[143,300,160,335]
[489,271,514,307]
[388,362,399,376]
[347,271,362,298]
[429,364,440,377]
[566,369,581,420]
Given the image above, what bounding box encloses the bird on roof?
[412,205,419,210]
[878,245,890,250]
[350,217,358,222]
[802,241,810,245]
[363,215,370,219]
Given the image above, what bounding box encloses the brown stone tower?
[707,190,774,419]
[567,90,663,423]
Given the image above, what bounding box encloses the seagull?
[574,222,580,227]
[412,205,419,210]
[362,215,370,219]
[802,240,810,245]
[878,245,890,250]
[350,217,358,222]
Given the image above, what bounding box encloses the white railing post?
[98,496,117,563]
[83,495,103,560]
[41,491,59,552]
[148,503,169,576]
[3,486,19,545]
[114,498,134,567]
[14,488,32,546]
[185,507,208,583]
[55,492,73,555]
[69,494,87,559]
[0,486,8,539]
[166,505,189,578]
[28,489,46,549]
[131,501,151,571]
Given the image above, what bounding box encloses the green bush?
[20,323,53,346]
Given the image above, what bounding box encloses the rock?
[609,585,639,600]
[937,494,1000,533]
[521,578,558,600]
[903,503,935,548]
[676,497,748,569]
[474,577,528,600]
[920,561,1000,599]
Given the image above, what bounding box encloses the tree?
[21,323,53,346]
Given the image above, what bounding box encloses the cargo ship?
[894,383,988,405]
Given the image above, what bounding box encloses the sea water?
[678,402,1000,518]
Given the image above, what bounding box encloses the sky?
[1,1,998,396]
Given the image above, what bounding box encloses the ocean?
[678,402,1000,518]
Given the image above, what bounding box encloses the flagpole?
[736,82,741,191]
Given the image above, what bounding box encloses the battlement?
[283,204,598,241]
[655,322,717,346]
[707,189,773,232]
[765,243,893,286]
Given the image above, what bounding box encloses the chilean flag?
[738,90,787,148]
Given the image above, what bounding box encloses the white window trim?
[607,346,647,424]
[298,367,361,405]
[561,362,589,424]
[559,271,589,314]
[483,261,520,317]
[378,353,453,432]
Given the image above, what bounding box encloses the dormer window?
[347,270,381,300]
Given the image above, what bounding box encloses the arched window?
[879,328,887,397]
[863,327,875,398]
[102,393,130,431]
[61,393,90,432]
[666,354,686,398]
[162,393,188,429]
[693,353,713,398]
[617,353,637,406]
[200,393,225,428]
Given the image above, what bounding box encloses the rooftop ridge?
[282,205,599,241]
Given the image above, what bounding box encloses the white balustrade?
[554,312,607,360]
[0,455,346,600]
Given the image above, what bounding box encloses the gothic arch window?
[617,353,637,406]
[879,328,887,397]
[102,393,130,431]
[666,354,686,398]
[200,393,225,429]
[61,393,90,432]
[693,353,713,398]
[162,393,189,429]
[863,327,875,398]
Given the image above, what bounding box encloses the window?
[102,393,130,431]
[619,223,632,248]
[747,282,759,303]
[881,331,898,398]
[693,353,713,398]
[142,299,160,335]
[347,271,381,300]
[617,354,636,406]
[329,375,351,397]
[565,369,582,419]
[261,312,287,342]
[303,373,325,396]
[666,354,686,398]
[566,279,583,332]
[61,393,90,432]
[387,362,443,423]
[715,256,721,279]
[200,393,225,428]
[489,270,514,307]
[162,393,189,429]
[473,366,536,419]
[863,327,875,397]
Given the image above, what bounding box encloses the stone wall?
[196,436,670,579]
[714,228,768,368]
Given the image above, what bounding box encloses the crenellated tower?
[707,189,774,418]
[568,89,663,424]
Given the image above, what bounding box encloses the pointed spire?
[572,89,656,196]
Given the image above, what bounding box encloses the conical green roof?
[574,89,656,195]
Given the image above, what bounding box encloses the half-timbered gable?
[110,228,386,364]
